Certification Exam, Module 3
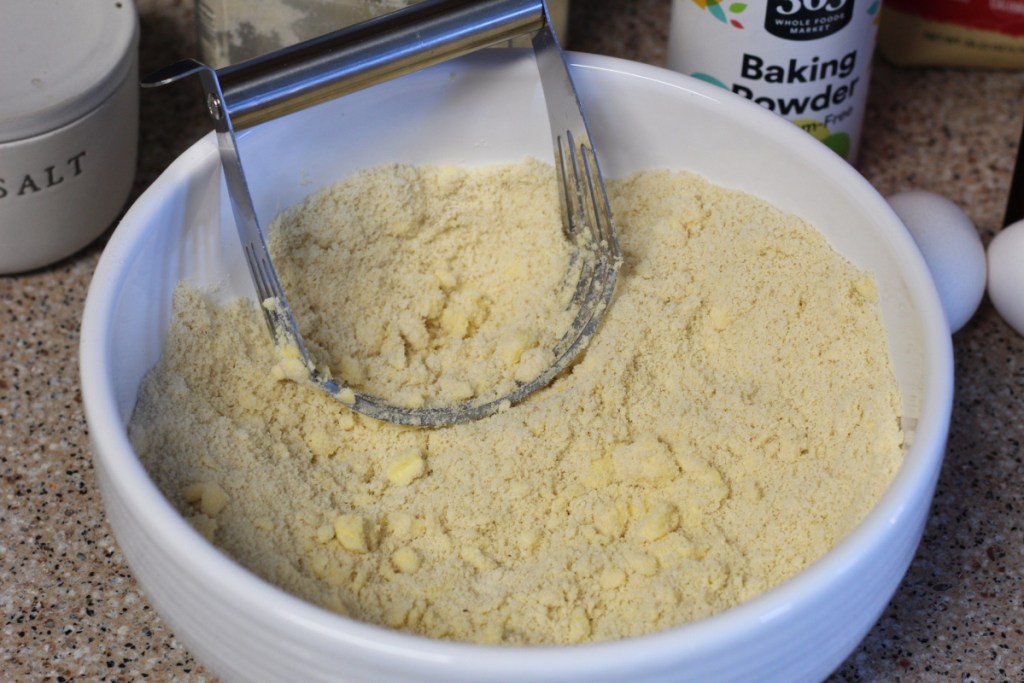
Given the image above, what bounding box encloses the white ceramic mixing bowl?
[81,51,953,682]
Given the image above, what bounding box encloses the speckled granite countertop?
[2,0,1023,680]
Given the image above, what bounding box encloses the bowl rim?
[80,51,954,677]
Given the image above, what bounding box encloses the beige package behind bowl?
[195,0,571,67]
[128,158,903,646]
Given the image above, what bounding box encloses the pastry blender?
[142,0,620,426]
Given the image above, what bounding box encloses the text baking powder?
[668,0,882,163]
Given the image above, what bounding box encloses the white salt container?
[0,0,139,274]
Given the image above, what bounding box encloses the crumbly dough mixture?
[129,161,903,645]
[266,160,577,408]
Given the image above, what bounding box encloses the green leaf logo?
[689,0,746,28]
[691,72,730,90]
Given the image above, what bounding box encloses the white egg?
[987,219,1024,337]
[887,190,986,333]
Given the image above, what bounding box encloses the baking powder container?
[0,0,139,274]
[668,0,881,164]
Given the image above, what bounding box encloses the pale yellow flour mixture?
[266,160,577,408]
[129,160,903,645]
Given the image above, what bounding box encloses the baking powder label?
[667,0,882,162]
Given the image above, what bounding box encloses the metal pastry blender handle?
[142,0,620,427]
